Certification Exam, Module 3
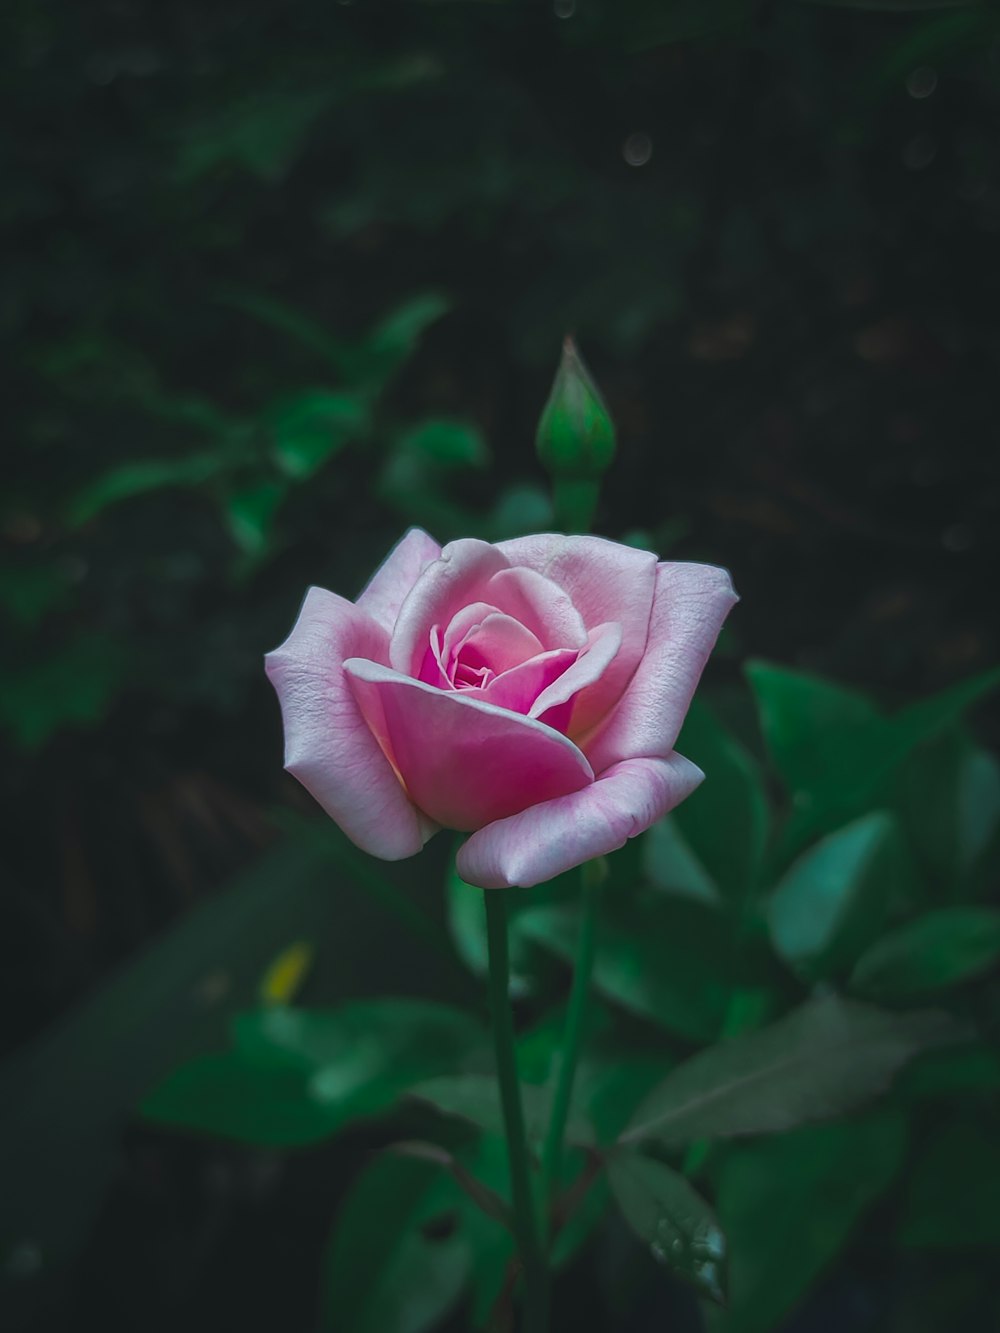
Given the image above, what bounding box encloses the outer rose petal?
[498,534,658,735]
[457,753,705,889]
[582,562,739,775]
[355,527,442,634]
[343,658,594,831]
[265,588,431,858]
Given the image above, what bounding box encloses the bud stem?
[552,478,599,535]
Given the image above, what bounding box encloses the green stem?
[484,890,549,1333]
[552,478,600,534]
[540,856,603,1245]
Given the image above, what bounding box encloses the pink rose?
[265,531,737,888]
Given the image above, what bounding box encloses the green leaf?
[621,996,955,1148]
[322,1154,470,1333]
[767,811,899,979]
[707,1113,907,1333]
[577,1053,673,1146]
[224,478,287,556]
[397,418,490,470]
[850,908,1000,999]
[898,728,1000,893]
[359,291,451,387]
[672,700,769,903]
[408,1073,594,1146]
[0,633,126,750]
[899,1119,1000,1249]
[175,86,333,184]
[890,666,1000,761]
[746,661,1000,852]
[141,1050,350,1147]
[267,390,369,478]
[144,998,484,1146]
[607,1150,726,1304]
[0,563,69,628]
[746,660,883,821]
[388,1141,512,1229]
[235,998,483,1082]
[220,286,348,368]
[517,897,732,1042]
[642,815,720,906]
[69,452,231,525]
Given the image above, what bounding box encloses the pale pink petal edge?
[265,587,430,860]
[456,753,704,889]
[355,527,442,634]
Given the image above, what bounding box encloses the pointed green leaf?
[141,1050,349,1147]
[608,1149,726,1304]
[767,811,898,979]
[850,908,1000,999]
[267,389,368,478]
[397,419,489,470]
[234,998,484,1080]
[642,815,720,906]
[673,700,769,902]
[621,996,955,1148]
[408,1073,594,1146]
[747,661,1000,852]
[225,477,287,556]
[898,728,1000,892]
[143,999,484,1146]
[517,898,731,1042]
[746,660,884,814]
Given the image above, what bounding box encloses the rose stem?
[484,889,549,1333]
[539,855,603,1245]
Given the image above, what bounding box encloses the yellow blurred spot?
[259,940,314,1006]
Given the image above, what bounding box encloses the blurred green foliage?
[4,0,1000,1330]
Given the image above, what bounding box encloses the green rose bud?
[536,337,616,533]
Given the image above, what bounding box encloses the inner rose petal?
[484,566,587,651]
[390,539,510,677]
[479,647,579,715]
[453,612,544,677]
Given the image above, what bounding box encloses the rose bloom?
[266,531,737,888]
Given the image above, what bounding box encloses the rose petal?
[582,562,739,774]
[265,588,431,859]
[355,528,442,634]
[440,602,505,667]
[391,538,510,677]
[484,567,587,651]
[498,535,659,733]
[455,612,546,676]
[344,658,594,831]
[457,753,704,888]
[529,621,622,722]
[481,647,578,714]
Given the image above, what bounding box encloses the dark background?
[4,1,999,1330]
